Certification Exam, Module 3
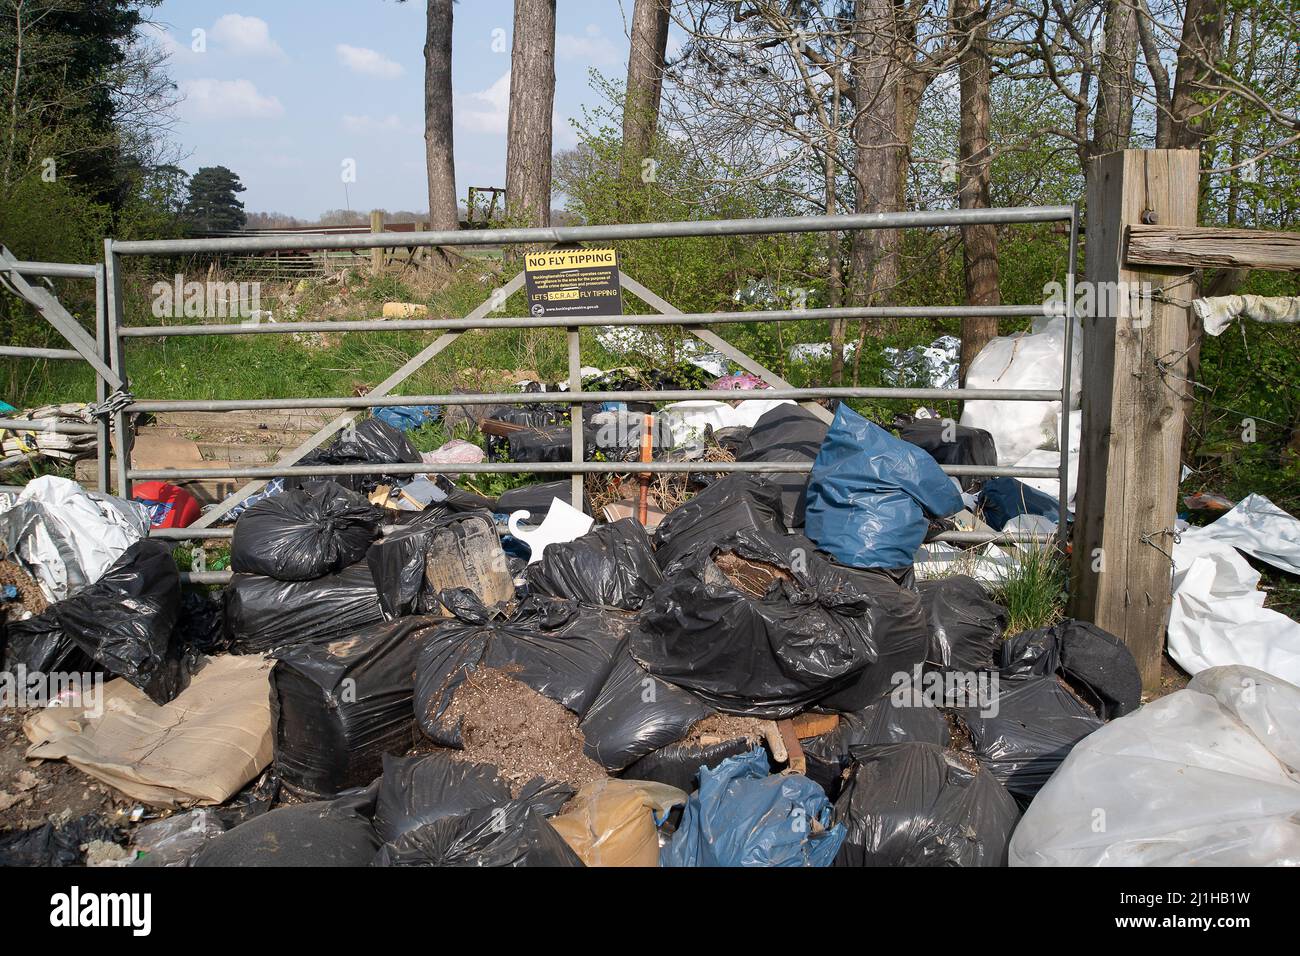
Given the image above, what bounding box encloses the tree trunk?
[424,0,459,233]
[621,0,670,196]
[1169,0,1226,150]
[1093,0,1139,156]
[955,0,1000,381]
[505,0,557,227]
[848,0,902,316]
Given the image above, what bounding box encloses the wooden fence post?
[370,210,384,275]
[1067,149,1200,691]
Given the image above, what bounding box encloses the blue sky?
[148,1,664,218]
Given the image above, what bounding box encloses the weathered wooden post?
[370,210,384,275]
[1068,149,1200,691]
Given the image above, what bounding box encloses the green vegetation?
[990,545,1069,635]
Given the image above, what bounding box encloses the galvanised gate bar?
[7,204,1081,580]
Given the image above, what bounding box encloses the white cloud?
[556,24,621,67]
[211,14,284,58]
[336,44,404,79]
[457,71,511,134]
[342,114,407,133]
[179,78,284,120]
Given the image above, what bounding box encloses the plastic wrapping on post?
[802,699,950,799]
[958,675,1103,806]
[373,752,513,844]
[525,518,662,610]
[5,540,188,705]
[999,619,1142,720]
[579,648,713,771]
[374,780,580,867]
[832,742,1019,867]
[805,405,964,569]
[661,747,846,867]
[270,616,437,800]
[918,575,1008,672]
[895,417,997,492]
[194,785,381,867]
[415,593,632,745]
[632,527,880,718]
[1009,665,1300,866]
[230,481,380,582]
[294,417,422,494]
[224,562,385,655]
[651,473,786,571]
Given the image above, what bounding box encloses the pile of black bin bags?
[182,404,1145,868]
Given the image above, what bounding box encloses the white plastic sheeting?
[1010,665,1300,866]
[0,475,150,602]
[1193,493,1300,576]
[960,316,1082,466]
[508,497,594,565]
[1166,529,1300,686]
[660,399,795,447]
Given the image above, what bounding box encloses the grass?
[989,543,1068,634]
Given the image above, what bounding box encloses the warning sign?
[523,247,623,318]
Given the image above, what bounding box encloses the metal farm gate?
[2,205,1080,584]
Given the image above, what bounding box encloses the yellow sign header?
[523,248,618,272]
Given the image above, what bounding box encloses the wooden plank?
[1126,225,1300,272]
[1067,150,1200,691]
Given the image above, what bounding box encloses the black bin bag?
[833,742,1019,867]
[620,735,758,794]
[917,574,1008,672]
[815,559,930,713]
[294,418,422,495]
[224,561,386,654]
[230,480,380,581]
[374,780,580,867]
[525,518,662,610]
[631,527,881,718]
[999,619,1141,720]
[496,480,592,524]
[415,592,631,745]
[958,674,1104,806]
[735,404,829,527]
[4,540,188,705]
[373,752,513,845]
[194,785,380,868]
[578,648,713,771]
[270,616,439,800]
[895,418,997,492]
[803,698,950,799]
[651,473,786,570]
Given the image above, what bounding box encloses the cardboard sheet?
[25,654,273,807]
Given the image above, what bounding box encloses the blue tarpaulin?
[804,405,964,568]
[373,405,441,433]
[661,747,846,867]
[977,477,1060,531]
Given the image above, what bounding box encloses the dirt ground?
[0,707,127,834]
[438,665,607,794]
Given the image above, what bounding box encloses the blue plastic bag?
[373,405,441,433]
[978,477,1059,531]
[661,747,846,867]
[804,405,963,568]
